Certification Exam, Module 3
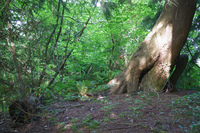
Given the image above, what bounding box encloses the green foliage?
[90,84,110,93]
[81,114,100,129]
[178,3,200,90]
[75,80,91,95]
[0,0,199,108]
[170,92,200,132]
[100,104,115,114]
[66,115,100,131]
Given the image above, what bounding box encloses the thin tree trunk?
[47,17,91,88]
[107,0,196,94]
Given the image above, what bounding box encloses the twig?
[83,63,93,79]
[147,82,160,99]
[186,43,200,69]
[66,104,84,109]
[106,124,140,131]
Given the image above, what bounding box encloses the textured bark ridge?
[107,0,196,94]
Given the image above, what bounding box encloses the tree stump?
[9,95,42,122]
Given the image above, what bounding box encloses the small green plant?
[78,115,100,129]
[57,122,67,131]
[67,115,100,130]
[129,106,141,111]
[76,80,91,96]
[64,93,79,101]
[103,117,110,122]
[133,99,140,104]
[124,97,132,102]
[100,105,115,114]
[90,84,110,93]
[92,98,109,104]
[170,92,200,131]
[119,112,126,117]
[93,71,111,84]
[190,121,200,132]
[87,120,100,129]
[69,117,79,130]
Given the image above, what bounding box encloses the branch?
[47,50,72,87]
[47,16,91,88]
[83,63,93,79]
[0,0,10,12]
[0,44,9,51]
[0,78,14,87]
[38,1,62,87]
[65,16,85,23]
[186,43,200,68]
[76,17,91,42]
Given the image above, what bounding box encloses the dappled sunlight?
[64,123,73,130]
[55,123,73,130]
[144,18,173,50]
[156,24,173,49]
[139,57,147,66]
[143,20,166,43]
[110,112,118,119]
[107,79,118,86]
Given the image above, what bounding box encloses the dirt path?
[1,90,199,133]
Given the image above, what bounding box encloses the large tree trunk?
[107,0,196,94]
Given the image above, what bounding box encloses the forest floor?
[1,90,199,133]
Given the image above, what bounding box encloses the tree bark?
[107,0,196,94]
[164,54,188,92]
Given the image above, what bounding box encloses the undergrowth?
[170,92,200,132]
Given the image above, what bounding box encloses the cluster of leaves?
[170,92,200,132]
[58,114,100,131]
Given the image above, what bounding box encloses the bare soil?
[0,90,199,133]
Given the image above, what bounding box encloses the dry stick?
[51,104,84,117]
[83,63,93,79]
[47,51,72,87]
[147,82,160,99]
[83,124,141,132]
[106,124,140,131]
[76,17,91,42]
[58,104,84,109]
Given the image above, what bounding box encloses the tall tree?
[107,0,197,94]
